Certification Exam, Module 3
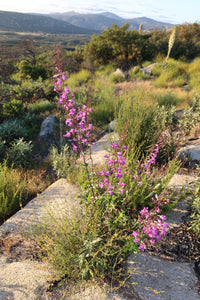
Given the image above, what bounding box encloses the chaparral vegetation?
[0,21,200,292]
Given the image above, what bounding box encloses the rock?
[108,119,117,132]
[113,68,125,78]
[39,115,57,137]
[177,144,200,162]
[140,63,157,75]
[0,179,80,238]
[86,132,119,166]
[127,252,199,300]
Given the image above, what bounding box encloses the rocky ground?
[0,131,200,299]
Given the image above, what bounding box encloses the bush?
[67,69,92,89]
[0,119,27,146]
[117,99,164,157]
[110,72,125,83]
[190,183,200,239]
[49,144,76,178]
[0,162,27,222]
[7,138,33,168]
[27,100,54,113]
[22,113,43,139]
[157,92,183,108]
[151,63,164,77]
[189,72,200,93]
[95,64,115,77]
[3,99,24,118]
[153,60,188,88]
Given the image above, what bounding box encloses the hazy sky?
[0,0,200,24]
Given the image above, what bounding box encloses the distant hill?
[49,11,174,31]
[0,10,96,34]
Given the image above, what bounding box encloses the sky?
[0,0,200,24]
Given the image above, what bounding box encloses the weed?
[0,162,27,223]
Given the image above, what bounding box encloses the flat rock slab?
[178,144,200,161]
[86,132,119,165]
[0,179,80,238]
[167,174,198,227]
[127,252,199,300]
[0,255,51,300]
[168,173,197,189]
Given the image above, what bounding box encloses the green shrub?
[142,61,152,68]
[67,69,92,89]
[177,107,196,135]
[0,119,27,146]
[0,162,27,222]
[49,144,76,178]
[188,57,200,75]
[22,113,43,139]
[130,70,150,80]
[110,72,125,83]
[157,92,183,108]
[189,72,200,93]
[151,63,164,77]
[27,100,54,113]
[7,138,33,168]
[190,183,200,239]
[153,60,188,88]
[117,99,164,156]
[3,99,23,117]
[95,64,115,77]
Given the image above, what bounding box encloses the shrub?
[49,144,76,178]
[27,100,54,113]
[117,98,164,157]
[153,60,188,88]
[151,63,164,77]
[110,72,125,83]
[157,92,183,108]
[142,61,152,68]
[190,182,200,239]
[0,119,27,146]
[3,99,23,118]
[130,70,150,80]
[67,69,92,89]
[189,72,200,93]
[95,64,115,77]
[0,162,27,222]
[22,113,43,139]
[7,138,33,168]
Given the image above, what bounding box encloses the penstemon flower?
[53,49,169,253]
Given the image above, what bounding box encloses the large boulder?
[37,115,58,157]
[39,115,57,137]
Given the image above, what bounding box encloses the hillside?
[49,11,174,31]
[0,10,96,34]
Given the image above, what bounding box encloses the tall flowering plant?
[53,50,173,258]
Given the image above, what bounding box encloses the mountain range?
[0,10,174,34]
[49,11,174,31]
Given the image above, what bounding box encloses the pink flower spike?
[131,231,138,237]
[99,183,104,189]
[72,144,77,151]
[139,243,147,251]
